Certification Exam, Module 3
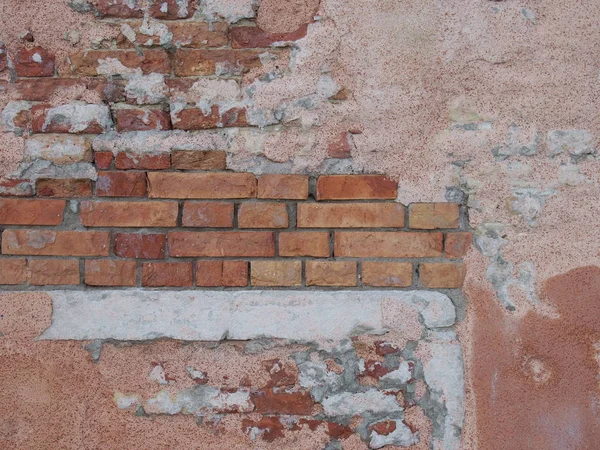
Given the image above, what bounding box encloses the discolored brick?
[96,171,147,197]
[0,259,28,285]
[238,203,288,228]
[85,260,137,286]
[1,230,109,256]
[29,259,80,285]
[171,106,247,130]
[362,262,412,287]
[115,109,172,132]
[142,262,193,287]
[419,262,466,288]
[334,231,443,258]
[409,203,460,229]
[13,47,55,77]
[196,261,248,287]
[171,150,227,170]
[36,179,92,197]
[182,202,234,228]
[306,261,357,286]
[251,260,302,287]
[115,152,171,170]
[257,174,308,200]
[0,198,65,225]
[251,390,314,415]
[279,232,330,257]
[169,231,275,257]
[80,201,178,228]
[114,233,166,259]
[445,232,473,258]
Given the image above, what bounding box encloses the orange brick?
[445,232,473,258]
[142,262,193,287]
[257,175,308,200]
[96,171,147,197]
[171,150,227,170]
[94,151,113,169]
[29,259,80,285]
[196,261,248,287]
[334,232,443,258]
[306,261,357,286]
[174,49,264,76]
[297,203,405,228]
[169,231,275,257]
[80,201,178,227]
[182,202,234,227]
[251,260,301,287]
[0,259,28,285]
[69,50,170,76]
[115,152,171,170]
[419,262,466,288]
[238,203,288,228]
[316,175,397,200]
[279,232,330,257]
[1,230,110,256]
[148,172,256,199]
[36,179,92,197]
[409,203,460,229]
[362,262,412,287]
[231,24,308,49]
[85,260,137,286]
[0,198,65,225]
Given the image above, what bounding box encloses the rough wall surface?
[0,0,599,449]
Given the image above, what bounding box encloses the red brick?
[115,109,172,132]
[36,179,92,197]
[238,203,288,228]
[231,24,308,48]
[241,417,285,443]
[369,421,397,436]
[29,259,80,285]
[13,47,55,77]
[251,260,302,286]
[174,49,264,76]
[142,262,193,287]
[148,172,256,199]
[0,198,65,225]
[445,232,473,258]
[13,78,124,102]
[115,152,171,170]
[96,0,143,18]
[85,260,137,286]
[297,203,405,228]
[170,22,228,48]
[316,175,398,200]
[419,262,466,288]
[69,50,170,76]
[362,262,412,287]
[196,261,248,287]
[409,203,460,229]
[327,132,351,158]
[114,233,166,259]
[169,231,275,257]
[2,230,109,256]
[257,175,308,200]
[0,259,27,285]
[279,232,330,257]
[31,103,112,134]
[172,106,247,130]
[334,231,443,258]
[0,179,33,197]
[182,202,234,227]
[150,0,195,19]
[80,201,178,227]
[94,151,114,169]
[96,171,147,197]
[251,390,314,415]
[306,261,357,286]
[171,150,227,170]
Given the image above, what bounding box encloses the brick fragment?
[257,174,308,200]
[251,390,314,415]
[316,175,398,200]
[25,135,93,164]
[13,47,55,77]
[148,172,256,199]
[297,203,405,228]
[0,179,33,197]
[94,151,114,169]
[85,260,137,286]
[409,203,460,229]
[306,261,357,286]
[196,261,248,287]
[170,22,229,48]
[445,232,473,258]
[0,198,65,225]
[80,201,178,227]
[171,150,227,170]
[142,262,193,287]
[419,262,466,288]
[29,259,80,286]
[279,232,330,257]
[169,232,275,257]
[12,78,124,102]
[362,262,412,287]
[231,24,308,48]
[115,152,170,170]
[2,230,109,256]
[327,132,351,158]
[334,231,443,258]
[174,49,264,76]
[369,421,397,436]
[172,106,247,130]
[36,179,92,197]
[31,104,112,134]
[115,109,172,132]
[96,0,143,18]
[238,203,288,229]
[251,260,302,286]
[69,50,170,76]
[114,233,166,259]
[0,259,28,285]
[96,171,147,197]
[150,0,195,19]
[182,202,234,227]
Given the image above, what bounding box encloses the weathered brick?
[114,233,166,259]
[445,232,473,259]
[369,421,397,436]
[13,78,126,103]
[0,43,6,72]
[409,203,460,229]
[85,260,137,286]
[36,179,92,197]
[13,47,55,77]
[96,0,143,18]
[297,203,405,228]
[196,261,248,287]
[115,152,171,170]
[174,49,264,76]
[94,151,114,169]
[80,201,178,227]
[238,203,288,229]
[182,202,234,227]
[172,106,247,130]
[362,262,412,287]
[334,231,443,258]
[419,262,466,288]
[169,232,275,257]
[96,171,147,197]
[0,179,33,197]
[0,259,28,285]
[170,22,228,48]
[327,132,351,158]
[69,50,170,76]
[251,260,302,286]
[115,109,172,132]
[279,232,330,257]
[306,261,357,286]
[316,175,398,200]
[142,262,193,287]
[231,24,308,48]
[171,150,227,170]
[31,104,112,134]
[25,135,93,164]
[0,198,65,225]
[257,175,308,200]
[251,390,314,415]
[150,0,195,19]
[1,230,109,256]
[29,259,80,285]
[148,172,256,199]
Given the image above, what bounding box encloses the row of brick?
[0,258,466,288]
